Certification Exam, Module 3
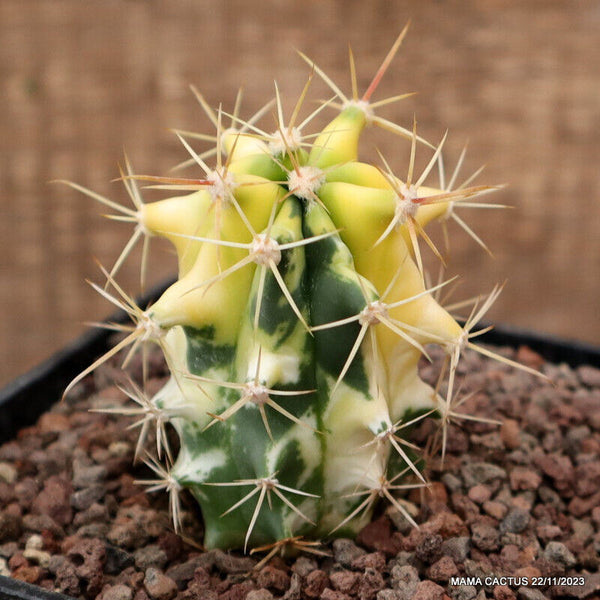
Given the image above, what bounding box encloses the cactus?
[63,28,540,553]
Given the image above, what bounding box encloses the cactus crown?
[63,28,540,553]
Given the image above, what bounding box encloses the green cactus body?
[139,105,466,548]
[65,34,538,553]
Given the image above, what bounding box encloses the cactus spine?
[64,29,539,553]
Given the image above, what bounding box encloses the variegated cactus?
[63,29,539,553]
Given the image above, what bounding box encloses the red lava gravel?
[0,344,599,600]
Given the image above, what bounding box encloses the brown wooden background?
[1,0,599,386]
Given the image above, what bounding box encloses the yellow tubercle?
[150,241,256,342]
[362,234,461,420]
[141,191,211,277]
[355,232,461,351]
[149,177,285,339]
[308,106,367,169]
[222,130,269,161]
[318,178,461,383]
[318,178,452,268]
[385,344,439,422]
[233,176,286,224]
[413,184,452,229]
[318,181,396,253]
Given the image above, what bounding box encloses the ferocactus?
[63,27,539,553]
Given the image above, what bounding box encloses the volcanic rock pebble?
[99,584,134,600]
[333,538,367,568]
[302,569,330,598]
[143,568,177,600]
[389,564,419,598]
[412,579,446,600]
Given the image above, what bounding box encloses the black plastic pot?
[0,278,598,599]
[0,574,73,600]
[0,279,174,443]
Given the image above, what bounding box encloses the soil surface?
[0,344,599,600]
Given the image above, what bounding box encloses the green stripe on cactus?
[325,162,391,189]
[303,203,374,395]
[184,326,236,376]
[227,153,288,181]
